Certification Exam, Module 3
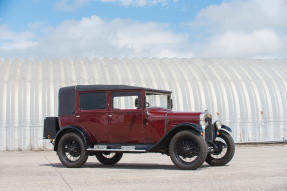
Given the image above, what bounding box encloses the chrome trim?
[87,148,147,152]
[215,120,222,130]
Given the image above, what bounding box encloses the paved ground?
[0,144,286,191]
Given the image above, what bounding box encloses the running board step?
[87,144,154,152]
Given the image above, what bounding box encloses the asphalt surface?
[0,144,286,191]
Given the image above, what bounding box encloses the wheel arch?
[220,125,232,135]
[149,123,203,153]
[54,126,91,151]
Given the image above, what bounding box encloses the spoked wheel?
[95,152,123,165]
[206,131,235,166]
[169,131,207,170]
[57,132,88,168]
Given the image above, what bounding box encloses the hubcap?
[63,139,81,162]
[175,138,199,163]
[102,152,116,159]
[211,137,227,159]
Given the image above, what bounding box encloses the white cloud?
[55,0,90,11]
[193,0,287,31]
[0,25,34,41]
[198,30,282,58]
[100,0,178,7]
[189,0,287,58]
[0,25,37,51]
[0,16,193,58]
[55,0,177,10]
[2,0,286,59]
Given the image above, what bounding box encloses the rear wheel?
[57,132,88,168]
[95,152,123,165]
[169,130,207,170]
[206,131,235,166]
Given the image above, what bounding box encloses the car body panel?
[108,109,144,143]
[46,85,214,149]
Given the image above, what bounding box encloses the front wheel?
[169,130,207,170]
[95,152,123,165]
[57,132,88,168]
[206,131,235,166]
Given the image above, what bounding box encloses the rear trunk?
[43,117,59,139]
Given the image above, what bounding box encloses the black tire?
[169,130,207,170]
[95,152,123,165]
[57,132,88,168]
[206,131,235,166]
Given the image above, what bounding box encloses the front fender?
[54,126,90,151]
[220,125,232,134]
[172,122,203,134]
[149,122,203,152]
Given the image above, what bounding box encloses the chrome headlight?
[215,120,222,130]
[200,111,212,129]
[200,113,206,129]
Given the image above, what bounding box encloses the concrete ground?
[0,144,286,191]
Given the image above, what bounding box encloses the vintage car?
[43,85,235,170]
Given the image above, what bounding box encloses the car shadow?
[40,162,211,171]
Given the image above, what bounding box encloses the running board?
[87,144,154,152]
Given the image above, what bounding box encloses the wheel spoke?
[62,138,82,162]
[175,137,199,163]
[211,137,228,159]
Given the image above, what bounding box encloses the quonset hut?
[0,58,286,150]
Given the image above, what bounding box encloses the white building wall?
[0,58,286,150]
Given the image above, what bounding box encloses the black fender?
[220,125,232,134]
[53,126,90,151]
[148,122,203,152]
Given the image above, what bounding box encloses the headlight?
[200,113,207,129]
[215,120,222,130]
[200,111,212,129]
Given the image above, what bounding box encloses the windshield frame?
[145,90,172,109]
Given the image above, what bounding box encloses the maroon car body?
[44,85,235,170]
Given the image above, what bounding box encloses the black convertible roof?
[75,85,172,94]
[58,85,171,116]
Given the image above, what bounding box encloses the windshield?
[145,91,172,109]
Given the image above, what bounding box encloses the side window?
[112,92,141,110]
[80,92,106,110]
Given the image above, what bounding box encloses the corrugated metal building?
[0,58,286,151]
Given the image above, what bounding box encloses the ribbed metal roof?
[0,58,286,150]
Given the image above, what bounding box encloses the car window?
[80,92,106,110]
[112,92,141,110]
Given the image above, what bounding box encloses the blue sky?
[0,0,286,58]
[1,0,222,31]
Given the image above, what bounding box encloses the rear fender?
[54,126,90,151]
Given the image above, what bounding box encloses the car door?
[108,90,144,143]
[76,91,109,143]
